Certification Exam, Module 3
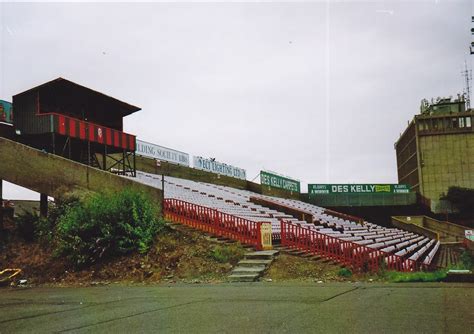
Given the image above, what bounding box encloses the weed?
[338,267,353,278]
[210,244,245,264]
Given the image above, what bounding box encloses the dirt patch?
[0,223,245,287]
[263,253,379,283]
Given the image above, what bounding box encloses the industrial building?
[395,96,474,213]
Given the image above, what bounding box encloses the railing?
[280,221,422,272]
[163,198,265,250]
[39,112,136,151]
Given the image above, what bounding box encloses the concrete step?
[444,270,474,283]
[238,259,272,267]
[232,266,265,275]
[245,250,280,260]
[272,245,285,249]
[228,250,278,282]
[228,274,259,282]
[286,250,309,256]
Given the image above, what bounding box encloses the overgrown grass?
[384,270,447,283]
[209,244,245,265]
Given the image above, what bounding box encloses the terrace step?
[228,251,279,282]
[244,250,279,260]
[231,267,265,275]
[217,237,234,242]
[238,259,272,267]
[444,270,474,283]
[435,245,460,268]
[228,274,260,282]
[274,246,338,264]
[286,250,308,256]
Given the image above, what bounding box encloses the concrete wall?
[422,216,467,241]
[0,137,162,207]
[419,132,474,207]
[392,215,468,242]
[391,216,439,240]
[0,124,15,140]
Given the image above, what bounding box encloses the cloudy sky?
[0,1,472,199]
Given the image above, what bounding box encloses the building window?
[459,117,465,128]
[466,117,472,128]
[452,118,458,128]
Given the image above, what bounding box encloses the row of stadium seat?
[131,171,440,268]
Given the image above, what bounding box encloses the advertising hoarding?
[308,184,411,194]
[193,156,246,180]
[136,139,190,167]
[260,171,300,193]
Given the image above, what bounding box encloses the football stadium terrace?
[131,171,440,272]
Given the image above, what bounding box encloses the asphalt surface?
[0,282,473,333]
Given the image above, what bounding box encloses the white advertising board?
[193,156,246,180]
[136,140,190,167]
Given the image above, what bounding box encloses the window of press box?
[452,118,458,128]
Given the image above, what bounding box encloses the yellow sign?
[375,185,391,193]
[260,223,273,250]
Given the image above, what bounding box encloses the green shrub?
[14,196,80,244]
[338,267,353,278]
[210,244,245,264]
[55,189,163,267]
[441,187,474,218]
[39,197,80,244]
[458,250,474,270]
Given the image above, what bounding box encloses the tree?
[441,187,474,218]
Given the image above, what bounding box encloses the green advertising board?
[260,171,300,193]
[308,184,411,195]
[0,100,13,124]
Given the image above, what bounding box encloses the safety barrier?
[39,112,136,151]
[280,221,421,272]
[163,198,265,250]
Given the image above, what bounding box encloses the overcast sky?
[0,1,472,199]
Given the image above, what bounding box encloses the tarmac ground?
[0,282,473,333]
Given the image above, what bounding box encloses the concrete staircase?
[435,244,461,268]
[228,250,279,282]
